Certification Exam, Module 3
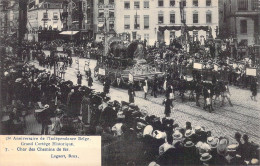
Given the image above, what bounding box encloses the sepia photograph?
[0,0,260,165]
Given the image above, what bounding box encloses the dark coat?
[88,77,93,87]
[163,98,173,115]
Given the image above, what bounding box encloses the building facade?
[26,0,63,41]
[0,0,19,37]
[93,0,116,42]
[115,0,219,45]
[223,0,259,46]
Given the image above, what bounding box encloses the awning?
[98,23,104,28]
[60,31,79,35]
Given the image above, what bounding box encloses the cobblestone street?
[25,58,260,145]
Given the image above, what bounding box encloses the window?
[109,0,114,4]
[206,11,212,23]
[124,15,130,29]
[144,34,149,43]
[193,12,198,23]
[124,1,130,9]
[99,0,104,4]
[109,10,114,18]
[170,13,175,23]
[170,0,175,6]
[43,12,48,19]
[183,0,186,6]
[98,9,104,17]
[170,31,175,39]
[206,0,211,6]
[158,0,164,7]
[252,0,258,10]
[240,20,247,34]
[109,21,114,30]
[144,1,149,8]
[158,13,164,24]
[134,1,140,9]
[144,15,149,29]
[238,0,248,10]
[53,12,58,20]
[193,0,198,6]
[132,32,137,40]
[98,22,104,31]
[134,15,140,29]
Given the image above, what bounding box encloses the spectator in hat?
[183,141,200,165]
[38,104,51,135]
[225,144,244,165]
[111,118,123,137]
[241,134,253,161]
[200,153,213,165]
[234,132,242,155]
[158,134,174,155]
[213,138,229,165]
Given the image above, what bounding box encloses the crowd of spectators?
[1,45,259,166]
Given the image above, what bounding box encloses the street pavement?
[26,57,260,145]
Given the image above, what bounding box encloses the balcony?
[98,4,115,9]
[97,17,115,22]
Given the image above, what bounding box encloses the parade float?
[94,37,164,87]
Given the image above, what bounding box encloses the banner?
[246,68,257,76]
[42,50,50,57]
[214,64,219,71]
[129,73,134,82]
[193,63,203,70]
[98,68,106,75]
[57,47,63,52]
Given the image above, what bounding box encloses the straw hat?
[217,138,229,155]
[200,153,212,162]
[209,138,219,149]
[185,129,194,138]
[184,141,195,148]
[172,131,183,140]
[227,144,238,152]
[251,158,259,165]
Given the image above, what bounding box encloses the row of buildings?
[1,0,259,46]
[0,0,19,37]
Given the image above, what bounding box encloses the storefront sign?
[246,68,257,76]
[193,63,203,70]
[57,47,63,52]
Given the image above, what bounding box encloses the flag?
[134,10,138,29]
[104,17,107,32]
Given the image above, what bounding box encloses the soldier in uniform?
[128,83,136,103]
[195,81,202,107]
[221,82,233,107]
[151,75,158,98]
